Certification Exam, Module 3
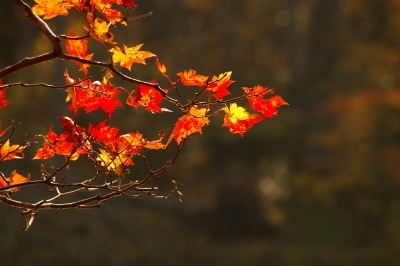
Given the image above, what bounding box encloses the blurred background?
[1,0,400,265]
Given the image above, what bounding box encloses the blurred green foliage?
[1,0,400,264]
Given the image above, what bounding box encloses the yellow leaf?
[0,140,25,161]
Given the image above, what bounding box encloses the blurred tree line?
[1,0,400,265]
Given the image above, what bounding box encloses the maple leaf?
[91,0,125,24]
[243,85,288,118]
[9,171,30,192]
[118,0,137,8]
[110,44,156,70]
[65,30,93,75]
[0,171,30,192]
[97,147,133,176]
[222,103,264,137]
[0,140,25,161]
[127,80,165,113]
[205,71,234,100]
[33,142,56,160]
[167,106,210,145]
[65,73,123,117]
[177,70,208,86]
[88,120,119,143]
[34,122,90,161]
[32,0,74,19]
[156,58,167,75]
[85,13,115,43]
[0,80,9,108]
[33,127,59,160]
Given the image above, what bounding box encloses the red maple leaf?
[243,85,288,118]
[64,71,122,117]
[206,71,233,100]
[88,120,119,143]
[127,80,165,113]
[65,30,93,75]
[177,70,208,87]
[222,103,264,137]
[167,106,210,145]
[34,120,91,160]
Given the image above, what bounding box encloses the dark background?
[1,0,400,265]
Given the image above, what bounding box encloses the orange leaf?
[9,170,30,192]
[206,71,233,100]
[65,30,93,75]
[91,0,125,24]
[85,13,115,43]
[167,106,210,145]
[33,142,56,160]
[0,140,25,161]
[127,80,165,113]
[88,120,119,143]
[222,103,263,137]
[64,73,122,117]
[243,85,288,118]
[32,0,74,19]
[110,44,156,70]
[156,58,167,75]
[177,70,208,87]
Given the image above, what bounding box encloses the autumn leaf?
[206,71,233,100]
[0,80,9,108]
[9,171,30,192]
[167,106,210,145]
[243,85,288,118]
[222,103,264,137]
[127,80,165,113]
[88,120,119,143]
[32,0,74,19]
[33,142,56,160]
[110,44,156,70]
[0,140,25,161]
[85,13,115,43]
[120,0,137,8]
[0,170,30,192]
[177,70,208,87]
[91,0,125,24]
[156,58,167,75]
[97,147,133,176]
[34,123,90,161]
[65,30,93,75]
[64,72,123,117]
[0,173,8,189]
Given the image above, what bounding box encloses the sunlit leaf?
[110,44,156,70]
[167,106,210,145]
[222,103,263,137]
[0,140,25,161]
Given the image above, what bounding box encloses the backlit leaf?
[222,103,263,137]
[127,80,165,113]
[177,70,208,87]
[65,30,93,75]
[110,44,156,70]
[0,140,25,161]
[167,106,210,145]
